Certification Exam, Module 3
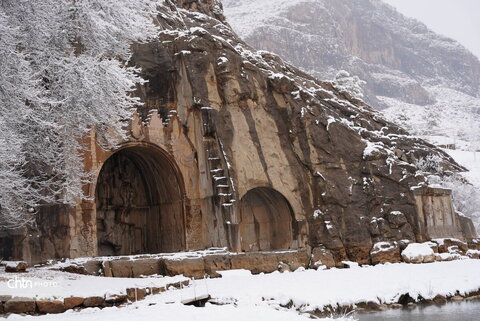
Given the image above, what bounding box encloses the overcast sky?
[383,0,480,59]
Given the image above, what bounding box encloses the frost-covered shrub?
[414,154,445,175]
[333,70,366,99]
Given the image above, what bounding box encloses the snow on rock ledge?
[401,243,435,263]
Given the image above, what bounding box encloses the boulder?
[370,241,401,264]
[434,252,459,261]
[36,300,66,314]
[4,297,36,314]
[467,250,480,259]
[401,243,435,263]
[5,261,27,273]
[310,246,336,268]
[356,301,388,311]
[83,296,104,307]
[162,257,206,279]
[277,262,290,272]
[468,239,480,251]
[433,239,468,254]
[63,297,84,309]
[432,294,447,305]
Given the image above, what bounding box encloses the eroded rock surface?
[3,0,476,266]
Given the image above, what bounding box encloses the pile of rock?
[308,238,480,268]
[400,239,478,264]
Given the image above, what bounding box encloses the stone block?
[131,258,162,278]
[276,250,309,271]
[162,257,206,279]
[36,300,65,314]
[230,252,278,274]
[108,259,134,278]
[5,261,27,273]
[4,297,36,314]
[64,297,84,309]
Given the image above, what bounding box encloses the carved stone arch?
[94,142,186,256]
[238,187,296,252]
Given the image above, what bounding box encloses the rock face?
[223,0,480,146]
[1,0,476,266]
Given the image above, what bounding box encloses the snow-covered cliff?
[223,0,480,145]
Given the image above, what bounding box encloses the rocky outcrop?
[223,0,480,151]
[3,0,476,266]
[223,0,480,105]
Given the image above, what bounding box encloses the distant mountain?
[223,0,480,146]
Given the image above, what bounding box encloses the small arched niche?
[95,145,185,256]
[239,187,295,252]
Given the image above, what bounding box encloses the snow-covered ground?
[0,269,187,299]
[3,260,480,321]
[382,86,480,146]
[445,149,480,188]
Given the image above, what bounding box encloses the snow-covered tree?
[0,1,159,229]
[333,70,366,100]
